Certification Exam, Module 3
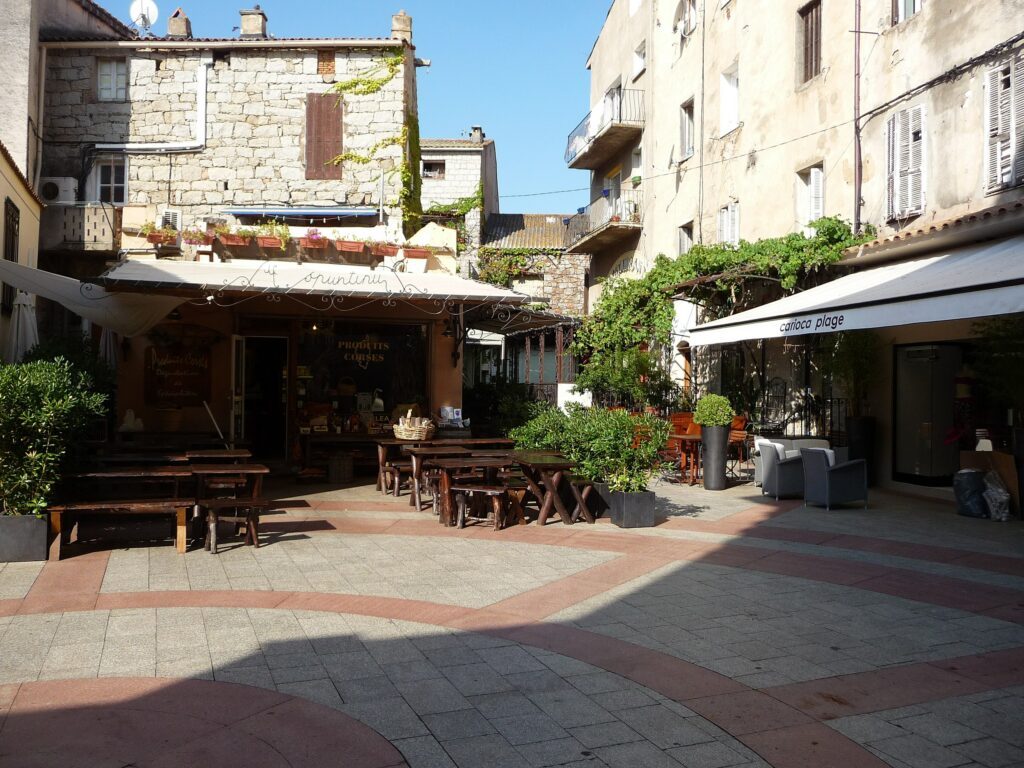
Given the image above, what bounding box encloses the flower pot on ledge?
[147,232,178,245]
[217,234,252,247]
[183,235,214,246]
[402,247,431,259]
[370,243,400,258]
[335,240,367,255]
[299,238,328,249]
[256,236,285,250]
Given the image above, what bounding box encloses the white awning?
[689,236,1024,347]
[0,259,184,338]
[94,259,527,305]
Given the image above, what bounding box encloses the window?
[633,41,647,79]
[93,155,127,204]
[317,50,335,75]
[674,0,698,41]
[2,199,19,315]
[680,100,695,159]
[886,105,925,220]
[678,222,693,255]
[422,160,446,180]
[984,57,1024,193]
[97,58,127,102]
[717,202,739,246]
[305,93,344,180]
[797,164,824,235]
[631,147,643,181]
[800,1,822,83]
[893,0,922,24]
[720,64,739,136]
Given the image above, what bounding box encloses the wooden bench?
[451,484,508,530]
[201,498,269,554]
[47,499,194,561]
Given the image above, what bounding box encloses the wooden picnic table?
[375,437,515,491]
[95,452,189,465]
[192,464,270,554]
[670,433,702,486]
[511,451,579,526]
[185,449,252,462]
[403,446,472,510]
[73,464,195,496]
[426,456,515,526]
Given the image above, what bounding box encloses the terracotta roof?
[0,140,44,208]
[421,138,494,149]
[842,199,1024,265]
[41,35,401,45]
[483,214,570,250]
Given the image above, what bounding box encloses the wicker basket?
[392,422,435,440]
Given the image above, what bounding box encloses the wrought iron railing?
[564,89,645,165]
[565,189,643,248]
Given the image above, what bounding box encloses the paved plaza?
[1,481,1023,768]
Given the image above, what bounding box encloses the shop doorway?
[242,337,288,460]
[893,343,963,486]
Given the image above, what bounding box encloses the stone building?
[421,128,498,214]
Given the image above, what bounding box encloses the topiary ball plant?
[693,394,735,427]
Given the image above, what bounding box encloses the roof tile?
[483,214,570,250]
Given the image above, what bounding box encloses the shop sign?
[144,345,212,408]
[778,311,846,334]
[338,335,391,370]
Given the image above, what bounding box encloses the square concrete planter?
[609,490,656,528]
[0,515,49,562]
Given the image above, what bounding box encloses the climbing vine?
[476,247,561,288]
[329,53,405,97]
[572,217,874,361]
[425,183,484,217]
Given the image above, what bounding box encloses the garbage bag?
[982,470,1011,522]
[953,469,988,519]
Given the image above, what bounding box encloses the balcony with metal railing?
[564,188,643,254]
[40,204,121,252]
[564,89,645,170]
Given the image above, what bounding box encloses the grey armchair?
[756,439,804,500]
[800,448,868,510]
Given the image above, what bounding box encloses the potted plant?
[181,226,213,246]
[256,220,291,251]
[335,238,368,255]
[402,246,431,260]
[370,242,400,258]
[694,393,735,491]
[299,227,328,249]
[215,224,256,247]
[0,359,106,561]
[140,222,178,245]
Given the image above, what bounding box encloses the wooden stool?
[203,498,268,554]
[384,460,413,498]
[451,484,508,530]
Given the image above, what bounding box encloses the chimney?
[167,8,192,38]
[470,126,484,143]
[239,5,268,38]
[391,10,412,44]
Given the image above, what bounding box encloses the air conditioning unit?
[38,177,78,205]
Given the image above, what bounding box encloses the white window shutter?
[1013,57,1024,186]
[907,105,924,215]
[886,114,897,220]
[809,166,824,222]
[986,65,1014,191]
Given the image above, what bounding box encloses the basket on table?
[392,412,435,440]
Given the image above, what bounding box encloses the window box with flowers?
[299,228,328,249]
[181,227,214,246]
[215,224,256,247]
[369,243,400,258]
[334,238,368,256]
[256,221,291,251]
[402,246,431,260]
[140,222,179,245]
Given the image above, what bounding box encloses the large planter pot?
[0,515,49,562]
[701,424,730,490]
[609,490,656,528]
[593,482,613,518]
[847,416,876,486]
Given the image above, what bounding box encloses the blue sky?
[128,0,610,214]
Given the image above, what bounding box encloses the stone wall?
[541,253,588,316]
[421,149,482,210]
[42,44,412,231]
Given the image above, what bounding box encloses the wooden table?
[403,446,471,510]
[192,463,270,554]
[375,438,516,492]
[426,456,514,526]
[670,433,702,486]
[73,465,195,496]
[186,449,252,462]
[95,452,189,465]
[376,438,436,491]
[512,452,577,526]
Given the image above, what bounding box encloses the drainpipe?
[95,55,213,154]
[853,0,863,234]
[33,47,47,189]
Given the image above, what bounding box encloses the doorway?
[244,337,288,460]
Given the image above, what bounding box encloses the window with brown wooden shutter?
[305,93,343,180]
[800,0,821,83]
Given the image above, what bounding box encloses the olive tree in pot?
[0,359,106,561]
[694,394,735,491]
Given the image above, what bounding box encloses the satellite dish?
[129,0,159,33]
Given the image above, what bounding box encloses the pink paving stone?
[18,551,109,615]
[743,723,892,768]
[765,662,988,720]
[0,599,21,617]
[96,590,293,611]
[0,678,406,768]
[928,646,1024,688]
[744,551,893,587]
[856,569,1024,614]
[686,690,815,735]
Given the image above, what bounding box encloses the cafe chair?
[799,448,868,511]
[755,438,804,500]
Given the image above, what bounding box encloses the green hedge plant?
[693,394,735,427]
[0,359,106,515]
